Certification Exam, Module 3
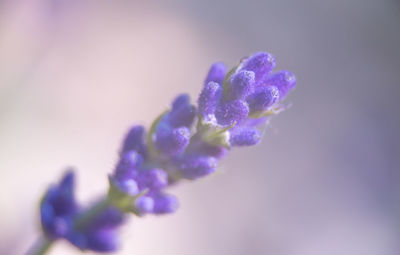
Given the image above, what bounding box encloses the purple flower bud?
[114,179,139,196]
[205,62,226,85]
[134,196,154,215]
[152,193,179,214]
[215,100,249,126]
[85,229,120,252]
[198,81,222,116]
[247,86,279,112]
[137,168,168,191]
[179,155,217,180]
[190,142,228,159]
[121,125,147,157]
[229,127,261,146]
[263,70,296,99]
[172,94,190,110]
[169,94,196,128]
[240,52,276,81]
[229,70,255,100]
[114,151,142,180]
[41,170,77,239]
[155,126,190,156]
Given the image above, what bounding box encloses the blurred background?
[1,0,399,254]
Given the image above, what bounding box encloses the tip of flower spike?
[247,86,279,113]
[263,70,296,99]
[240,52,276,81]
[205,62,227,85]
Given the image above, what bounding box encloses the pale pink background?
[0,1,399,254]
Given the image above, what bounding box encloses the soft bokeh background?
[1,0,399,254]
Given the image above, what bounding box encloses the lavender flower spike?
[29,51,296,255]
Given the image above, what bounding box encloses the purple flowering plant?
[27,52,296,254]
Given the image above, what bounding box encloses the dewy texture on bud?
[37,51,296,254]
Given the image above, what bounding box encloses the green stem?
[75,196,110,230]
[26,235,53,255]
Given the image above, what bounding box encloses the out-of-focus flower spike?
[228,70,255,100]
[154,126,190,157]
[204,62,226,85]
[55,170,76,213]
[121,125,147,157]
[247,86,279,113]
[215,100,249,126]
[240,52,276,81]
[229,127,261,147]
[40,170,77,239]
[66,206,124,252]
[198,81,222,116]
[263,70,296,99]
[169,94,196,128]
[152,193,179,214]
